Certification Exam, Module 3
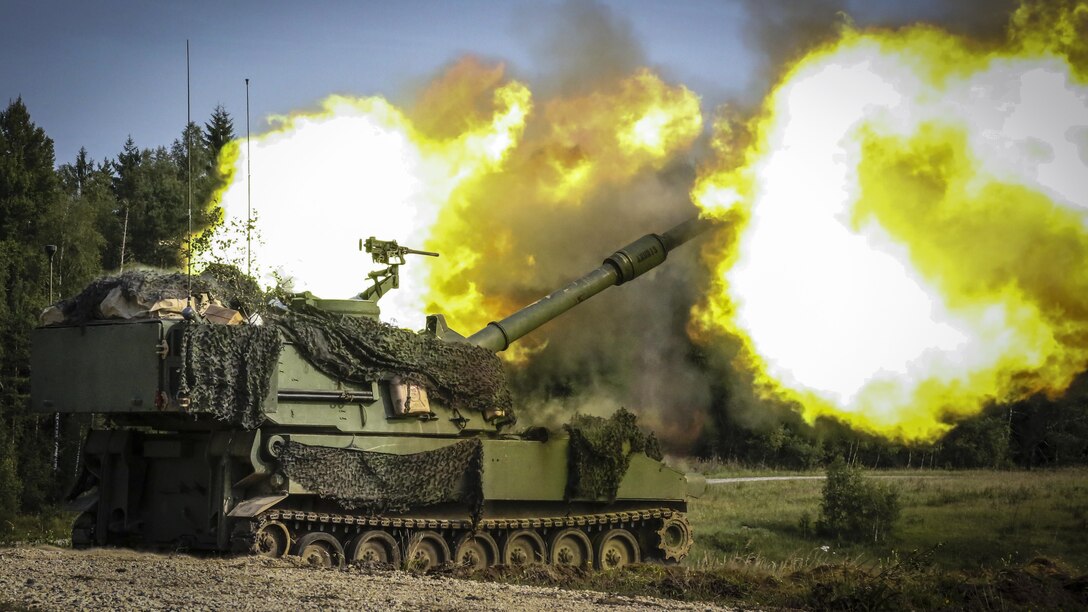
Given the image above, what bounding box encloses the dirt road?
[0,546,726,611]
[705,476,826,485]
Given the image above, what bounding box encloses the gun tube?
[467,217,711,351]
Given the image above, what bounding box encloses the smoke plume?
[734,0,1020,105]
[208,0,1087,451]
[415,2,712,448]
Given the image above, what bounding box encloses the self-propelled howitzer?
[31,217,709,571]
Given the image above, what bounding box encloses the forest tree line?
[0,97,233,519]
[0,98,1086,523]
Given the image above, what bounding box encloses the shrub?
[817,458,901,543]
[797,510,813,538]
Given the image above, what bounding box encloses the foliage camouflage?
[565,407,663,501]
[277,303,513,418]
[278,439,483,516]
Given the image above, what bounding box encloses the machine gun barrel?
[403,246,439,258]
[466,216,712,352]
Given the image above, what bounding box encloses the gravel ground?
[0,547,729,611]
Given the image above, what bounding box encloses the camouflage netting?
[565,408,664,502]
[178,323,283,429]
[279,439,484,516]
[277,304,513,417]
[52,269,513,425]
[51,267,267,324]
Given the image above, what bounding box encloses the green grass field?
[463,468,1088,609]
[5,467,1087,608]
[687,467,1088,573]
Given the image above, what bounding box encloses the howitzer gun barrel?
[467,216,711,352]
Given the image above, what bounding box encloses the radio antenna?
[245,77,252,277]
[185,40,194,314]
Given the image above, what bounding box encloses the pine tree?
[111,135,190,268]
[0,97,57,376]
[0,98,61,515]
[203,104,235,161]
[0,98,57,242]
[54,148,113,295]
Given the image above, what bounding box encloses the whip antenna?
[246,77,251,277]
[185,40,193,314]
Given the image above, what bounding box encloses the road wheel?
[405,530,450,572]
[347,530,401,566]
[294,532,345,568]
[502,529,546,566]
[453,532,499,570]
[253,521,291,558]
[548,528,592,568]
[594,529,639,570]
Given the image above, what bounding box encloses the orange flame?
[422,67,702,360]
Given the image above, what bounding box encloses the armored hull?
[31,219,708,570]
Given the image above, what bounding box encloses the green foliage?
[112,141,188,267]
[797,510,813,538]
[106,117,231,270]
[816,458,901,543]
[938,406,1012,468]
[756,424,826,469]
[0,100,59,523]
[696,375,1088,472]
[0,98,58,243]
[16,423,52,512]
[0,99,240,519]
[0,509,75,545]
[51,148,112,296]
[196,210,262,275]
[0,434,22,522]
[684,469,1088,608]
[447,552,1088,611]
[1011,373,1088,466]
[203,104,236,160]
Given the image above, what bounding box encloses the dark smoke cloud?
[399,0,714,451]
[473,0,1029,451]
[430,0,1031,452]
[502,164,713,449]
[735,0,1020,105]
[515,0,647,96]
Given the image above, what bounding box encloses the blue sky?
[1,0,1008,166]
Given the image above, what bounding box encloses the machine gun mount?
[358,237,439,301]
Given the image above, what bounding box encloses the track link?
[232,506,693,569]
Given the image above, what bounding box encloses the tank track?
[232,506,693,570]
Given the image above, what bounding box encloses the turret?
[466,216,711,352]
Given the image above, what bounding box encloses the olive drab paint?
[31,217,708,568]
